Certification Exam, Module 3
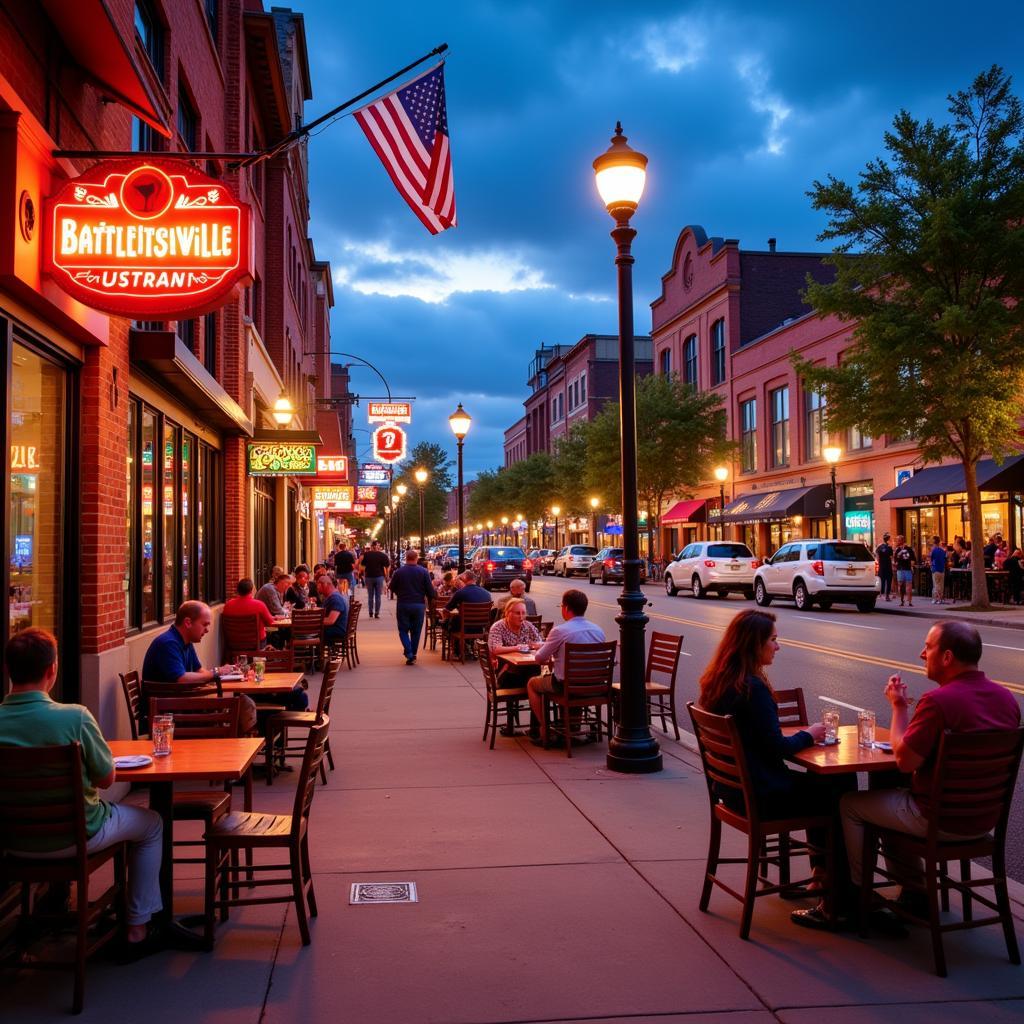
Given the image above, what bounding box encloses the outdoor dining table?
[783,724,897,774]
[221,670,305,696]
[111,737,263,946]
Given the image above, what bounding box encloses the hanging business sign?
[312,486,354,511]
[246,443,317,477]
[315,454,349,479]
[352,501,378,515]
[367,401,412,424]
[356,485,378,501]
[371,423,407,463]
[44,159,253,319]
[359,463,391,485]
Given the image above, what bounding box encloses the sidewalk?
[874,597,1024,631]
[8,601,1024,1022]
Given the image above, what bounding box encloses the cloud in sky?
[300,0,1023,480]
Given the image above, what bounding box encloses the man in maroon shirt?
[222,578,275,646]
[841,621,1020,901]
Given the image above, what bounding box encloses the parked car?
[531,549,556,575]
[470,546,533,591]
[441,546,460,570]
[664,542,759,600]
[553,545,598,578]
[753,539,879,612]
[587,548,648,585]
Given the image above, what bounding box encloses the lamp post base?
[606,741,664,774]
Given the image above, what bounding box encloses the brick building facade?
[0,0,337,734]
[652,226,1023,560]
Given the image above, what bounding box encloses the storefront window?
[141,408,157,622]
[181,432,192,599]
[162,423,177,614]
[126,402,136,628]
[9,343,65,651]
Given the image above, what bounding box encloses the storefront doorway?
[253,477,276,584]
[4,322,77,699]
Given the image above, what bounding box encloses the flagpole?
[233,42,449,169]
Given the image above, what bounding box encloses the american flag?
[354,63,456,234]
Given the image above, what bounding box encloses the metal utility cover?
[350,882,418,904]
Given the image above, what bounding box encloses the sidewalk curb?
[874,601,1024,631]
[672,725,1024,921]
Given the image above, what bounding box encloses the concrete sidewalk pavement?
[8,595,1024,1022]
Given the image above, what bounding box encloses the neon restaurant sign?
[246,443,317,477]
[44,160,253,319]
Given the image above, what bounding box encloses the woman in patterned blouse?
[488,598,541,655]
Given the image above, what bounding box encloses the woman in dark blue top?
[698,609,855,927]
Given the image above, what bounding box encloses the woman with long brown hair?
[699,609,855,930]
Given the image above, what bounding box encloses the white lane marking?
[986,643,1024,653]
[817,696,867,713]
[795,615,883,631]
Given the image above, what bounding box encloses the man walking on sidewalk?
[359,540,390,619]
[875,533,894,601]
[929,535,947,604]
[389,549,436,665]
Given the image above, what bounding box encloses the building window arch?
[710,318,726,385]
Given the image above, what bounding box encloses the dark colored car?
[470,546,533,591]
[587,547,648,584]
[531,549,556,575]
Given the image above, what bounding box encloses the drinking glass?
[253,657,266,683]
[236,655,248,676]
[857,709,876,748]
[822,707,840,745]
[151,714,174,757]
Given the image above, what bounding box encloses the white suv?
[553,545,597,578]
[664,542,759,600]
[753,539,879,612]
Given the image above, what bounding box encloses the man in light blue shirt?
[529,589,606,744]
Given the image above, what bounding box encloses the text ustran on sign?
[44,160,253,319]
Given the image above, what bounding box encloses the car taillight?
[485,561,495,571]
[604,558,615,567]
[523,558,533,570]
[874,560,879,575]
[811,560,825,576]
[704,560,716,568]
[751,560,760,569]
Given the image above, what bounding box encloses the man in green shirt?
[0,628,162,949]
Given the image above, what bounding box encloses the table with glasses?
[221,670,305,696]
[112,737,263,945]
[783,724,897,774]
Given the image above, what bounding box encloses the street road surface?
[525,573,1024,882]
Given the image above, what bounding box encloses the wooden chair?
[687,702,831,940]
[612,631,684,740]
[265,655,341,784]
[290,607,324,671]
[859,727,1024,976]
[222,614,263,662]
[773,688,809,727]
[0,743,126,1014]
[139,678,220,734]
[447,602,493,663]
[118,670,144,739]
[476,639,529,749]
[343,600,362,668]
[232,647,296,673]
[543,641,618,758]
[203,718,331,948]
[424,597,445,651]
[525,614,543,630]
[148,696,242,867]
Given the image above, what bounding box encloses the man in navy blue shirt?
[445,571,492,612]
[316,574,349,647]
[388,549,436,664]
[142,601,234,685]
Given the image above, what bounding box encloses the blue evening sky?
[300,1,1023,478]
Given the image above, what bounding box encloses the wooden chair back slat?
[346,601,361,638]
[148,696,242,738]
[773,688,809,727]
[525,614,543,629]
[222,614,262,657]
[562,642,617,700]
[119,670,143,740]
[475,639,500,694]
[315,656,343,720]
[687,702,757,817]
[929,728,1024,838]
[231,648,295,672]
[647,632,683,682]
[0,743,87,855]
[291,717,331,832]
[458,602,494,627]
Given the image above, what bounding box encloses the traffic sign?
[372,423,406,463]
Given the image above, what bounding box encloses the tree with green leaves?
[389,441,454,538]
[550,423,591,516]
[797,65,1024,609]
[501,452,557,544]
[585,372,732,557]
[467,468,509,525]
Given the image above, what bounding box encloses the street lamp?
[384,505,392,555]
[486,519,494,545]
[396,482,408,551]
[414,467,429,558]
[593,122,662,774]
[823,446,842,539]
[449,403,472,571]
[589,496,600,547]
[714,465,729,540]
[551,505,561,552]
[501,515,509,545]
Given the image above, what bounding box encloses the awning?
[41,0,170,138]
[880,455,1024,501]
[717,484,831,525]
[130,330,253,435]
[662,499,708,525]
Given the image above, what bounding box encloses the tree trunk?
[963,458,990,609]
